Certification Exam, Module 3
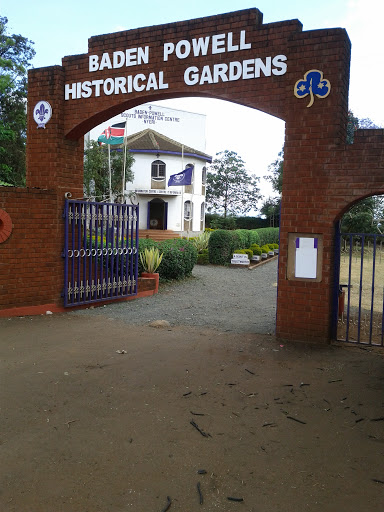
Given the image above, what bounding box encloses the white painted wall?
[126,152,207,234]
[86,103,208,235]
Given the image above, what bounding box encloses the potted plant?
[140,247,163,293]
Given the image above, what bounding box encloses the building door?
[147,199,167,230]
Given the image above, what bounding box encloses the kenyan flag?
[98,122,125,145]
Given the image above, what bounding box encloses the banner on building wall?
[168,166,193,186]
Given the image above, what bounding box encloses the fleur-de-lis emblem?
[35,103,49,122]
[33,101,52,128]
[294,69,331,108]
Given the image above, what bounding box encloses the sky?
[2,0,383,205]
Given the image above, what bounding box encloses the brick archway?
[1,8,383,340]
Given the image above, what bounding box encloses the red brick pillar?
[276,29,351,343]
[24,66,85,308]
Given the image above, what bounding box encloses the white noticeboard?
[295,237,318,279]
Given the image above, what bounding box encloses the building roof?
[123,128,212,163]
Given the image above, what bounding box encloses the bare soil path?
[1,311,384,511]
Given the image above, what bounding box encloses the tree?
[83,140,135,200]
[206,150,261,217]
[262,148,283,225]
[0,16,35,186]
[346,110,359,144]
[341,196,384,234]
[260,196,280,227]
[264,148,283,196]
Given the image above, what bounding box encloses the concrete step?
[139,230,180,242]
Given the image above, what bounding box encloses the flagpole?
[189,168,194,238]
[181,145,184,238]
[122,117,128,202]
[108,143,112,201]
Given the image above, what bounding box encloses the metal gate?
[63,199,139,307]
[334,228,384,346]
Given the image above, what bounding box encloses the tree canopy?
[206,150,261,218]
[0,16,35,186]
[341,196,384,234]
[83,141,135,201]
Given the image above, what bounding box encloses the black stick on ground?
[287,416,307,425]
[197,482,203,504]
[190,420,211,438]
[161,496,172,512]
[227,497,244,502]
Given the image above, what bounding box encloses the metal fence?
[63,199,139,307]
[335,232,384,346]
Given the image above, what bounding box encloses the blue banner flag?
[168,166,194,186]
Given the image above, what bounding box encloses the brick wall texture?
[1,8,383,341]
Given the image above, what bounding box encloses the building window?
[202,166,207,185]
[184,200,193,220]
[200,202,205,221]
[151,160,166,180]
[186,163,194,181]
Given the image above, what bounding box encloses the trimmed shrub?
[249,230,261,245]
[233,248,253,259]
[197,249,209,265]
[158,238,197,280]
[261,244,270,254]
[250,244,262,256]
[234,229,251,248]
[257,227,279,246]
[138,238,197,280]
[208,229,241,265]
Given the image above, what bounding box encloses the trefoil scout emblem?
[33,101,52,128]
[294,70,331,108]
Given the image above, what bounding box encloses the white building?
[88,104,212,237]
[124,128,211,236]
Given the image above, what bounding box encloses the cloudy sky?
[3,0,382,202]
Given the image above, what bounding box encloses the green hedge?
[138,238,197,280]
[197,249,209,265]
[208,229,240,265]
[248,230,261,245]
[256,228,279,246]
[208,227,280,265]
[234,229,251,248]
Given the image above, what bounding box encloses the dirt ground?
[1,313,384,512]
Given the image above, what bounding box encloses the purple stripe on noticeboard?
[296,237,318,249]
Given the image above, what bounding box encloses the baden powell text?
[64,30,287,100]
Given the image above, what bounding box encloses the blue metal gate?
[63,199,139,307]
[334,227,384,346]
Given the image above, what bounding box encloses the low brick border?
[0,208,12,243]
[0,277,157,318]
